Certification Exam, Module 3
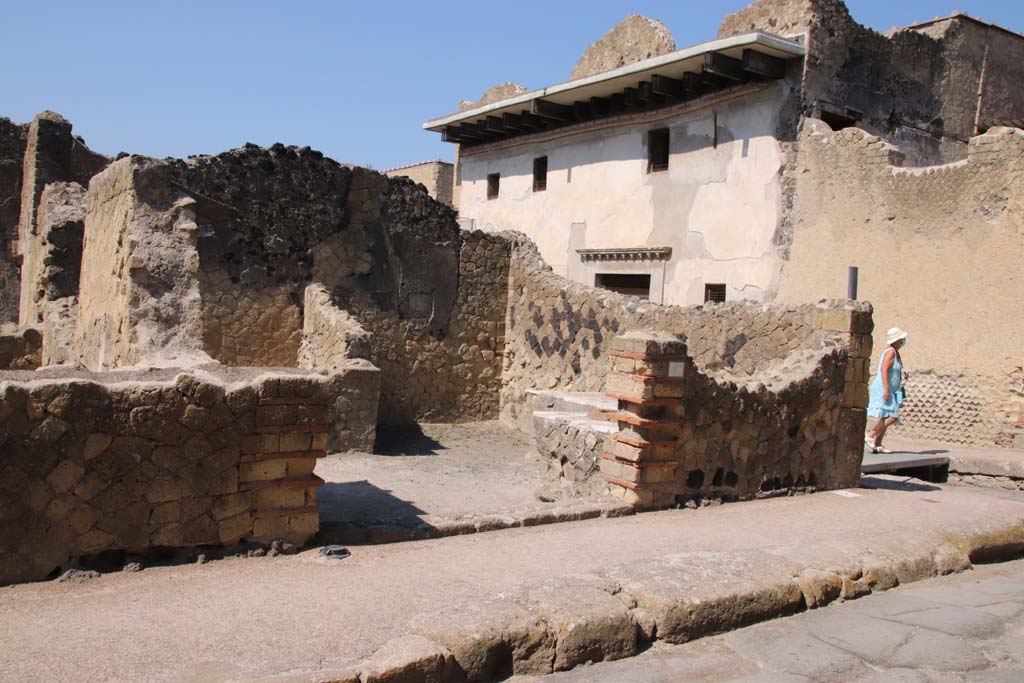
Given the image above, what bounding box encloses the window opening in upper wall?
[533,156,548,192]
[596,273,651,299]
[487,173,500,200]
[704,283,727,303]
[648,128,670,173]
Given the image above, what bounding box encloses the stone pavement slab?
[315,421,631,544]
[514,560,1024,682]
[2,481,1024,682]
[885,437,1024,481]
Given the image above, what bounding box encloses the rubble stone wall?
[0,325,41,370]
[17,112,107,326]
[718,0,1024,165]
[19,181,86,328]
[777,121,1024,447]
[171,144,355,368]
[598,331,866,509]
[0,118,27,323]
[570,14,676,80]
[341,229,511,425]
[384,161,454,207]
[501,233,871,429]
[0,365,376,586]
[76,157,206,370]
[42,298,77,366]
[298,283,371,370]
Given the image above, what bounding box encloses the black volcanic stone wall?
[0,118,28,322]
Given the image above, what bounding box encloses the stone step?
[532,409,618,435]
[528,390,616,415]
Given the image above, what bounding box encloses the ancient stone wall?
[459,83,529,113]
[0,364,376,586]
[76,157,207,370]
[719,1,1024,166]
[170,144,355,367]
[298,283,371,370]
[384,161,454,207]
[19,182,86,328]
[777,121,1024,447]
[0,324,41,370]
[41,298,77,366]
[0,118,27,323]
[17,112,107,327]
[500,233,871,428]
[598,331,865,509]
[340,229,511,425]
[571,14,676,80]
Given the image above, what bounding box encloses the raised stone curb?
[949,453,1024,491]
[318,499,633,546]
[270,513,1024,682]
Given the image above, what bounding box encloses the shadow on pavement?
[373,424,446,456]
[859,475,942,492]
[317,480,429,526]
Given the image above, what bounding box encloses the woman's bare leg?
[874,417,897,447]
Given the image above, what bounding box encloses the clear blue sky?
[1,1,1020,170]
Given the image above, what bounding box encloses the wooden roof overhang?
[423,32,805,148]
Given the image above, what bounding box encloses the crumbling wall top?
[718,0,852,39]
[459,83,530,113]
[571,14,676,80]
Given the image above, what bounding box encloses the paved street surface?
[0,475,1022,682]
[513,559,1024,682]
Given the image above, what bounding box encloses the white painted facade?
[456,82,790,307]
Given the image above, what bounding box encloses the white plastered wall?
[457,82,789,306]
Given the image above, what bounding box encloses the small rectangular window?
[704,284,727,303]
[487,173,500,200]
[648,128,670,173]
[596,273,651,299]
[533,156,548,192]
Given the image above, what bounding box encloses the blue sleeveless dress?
[867,347,903,421]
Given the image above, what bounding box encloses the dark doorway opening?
[596,273,651,299]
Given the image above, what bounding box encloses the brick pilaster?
[598,332,689,510]
[240,395,329,543]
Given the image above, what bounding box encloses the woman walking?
[866,327,908,454]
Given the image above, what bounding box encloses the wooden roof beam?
[499,112,530,132]
[650,74,686,99]
[484,116,513,134]
[459,121,500,141]
[623,87,642,109]
[533,98,575,121]
[573,101,593,121]
[742,49,788,79]
[703,52,747,82]
[636,81,668,105]
[518,111,549,129]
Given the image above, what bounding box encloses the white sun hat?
[885,327,908,345]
